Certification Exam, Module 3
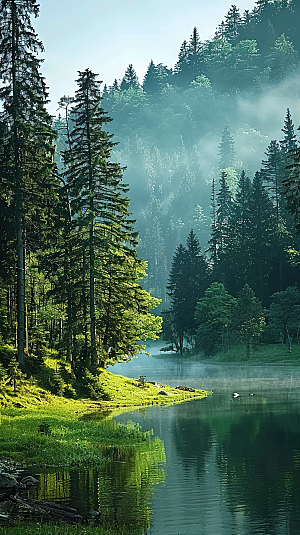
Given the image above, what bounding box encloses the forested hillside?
[97,0,300,303]
[2,0,300,373]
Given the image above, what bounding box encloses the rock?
[19,476,38,489]
[158,390,168,396]
[176,386,195,392]
[0,500,14,515]
[0,473,18,490]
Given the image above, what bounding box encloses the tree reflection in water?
[30,437,165,534]
[172,393,300,534]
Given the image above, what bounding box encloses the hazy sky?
[35,0,256,115]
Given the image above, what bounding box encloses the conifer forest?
[2,0,300,374]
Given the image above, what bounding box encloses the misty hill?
[87,0,300,302]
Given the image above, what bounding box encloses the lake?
[30,350,300,535]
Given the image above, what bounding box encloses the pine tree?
[110,79,120,92]
[185,229,209,335]
[233,284,265,359]
[143,60,157,94]
[283,127,300,232]
[224,5,242,42]
[216,170,234,254]
[218,121,236,169]
[207,177,218,266]
[143,60,171,94]
[165,231,208,353]
[261,140,285,224]
[262,140,287,291]
[61,69,161,369]
[189,26,202,55]
[223,171,252,294]
[248,171,276,302]
[280,108,297,155]
[166,243,189,354]
[120,64,139,91]
[214,21,226,40]
[0,0,57,368]
[267,34,299,83]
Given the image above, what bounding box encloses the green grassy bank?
[0,366,208,467]
[196,342,300,364]
[0,362,209,534]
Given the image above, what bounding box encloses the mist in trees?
[2,0,300,367]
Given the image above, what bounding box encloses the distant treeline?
[84,0,300,302]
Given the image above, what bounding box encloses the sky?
[35,0,256,115]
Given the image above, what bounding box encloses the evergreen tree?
[175,40,189,73]
[267,34,299,82]
[195,282,236,355]
[218,121,236,169]
[280,108,297,155]
[261,139,285,224]
[207,177,218,267]
[185,229,209,335]
[248,171,276,302]
[262,140,287,291]
[214,20,226,40]
[283,127,300,232]
[166,243,189,354]
[143,60,171,94]
[233,284,265,359]
[165,231,208,353]
[143,60,157,94]
[189,26,202,55]
[61,69,160,368]
[0,0,57,368]
[120,64,139,91]
[110,79,120,92]
[215,171,234,255]
[223,171,252,295]
[224,5,242,42]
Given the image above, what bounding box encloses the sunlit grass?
[0,366,208,466]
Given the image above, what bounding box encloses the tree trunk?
[12,0,25,369]
[86,96,96,366]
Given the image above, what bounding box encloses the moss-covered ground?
[0,358,208,466]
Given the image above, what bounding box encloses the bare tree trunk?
[12,0,24,369]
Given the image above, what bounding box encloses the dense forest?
[2,0,300,378]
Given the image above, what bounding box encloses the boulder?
[0,473,18,490]
[158,390,168,396]
[175,385,195,392]
[19,476,38,489]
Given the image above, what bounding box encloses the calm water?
[30,351,300,535]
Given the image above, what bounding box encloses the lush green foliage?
[0,3,162,377]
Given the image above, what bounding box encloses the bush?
[0,344,17,367]
[64,383,77,398]
[85,371,111,401]
[48,371,65,396]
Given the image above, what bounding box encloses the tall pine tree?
[0,0,57,368]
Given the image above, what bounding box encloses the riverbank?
[157,342,300,365]
[0,368,208,467]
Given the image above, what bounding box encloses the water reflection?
[29,440,165,534]
[114,357,300,535]
[28,356,300,534]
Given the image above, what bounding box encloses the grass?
[0,364,208,467]
[188,342,300,365]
